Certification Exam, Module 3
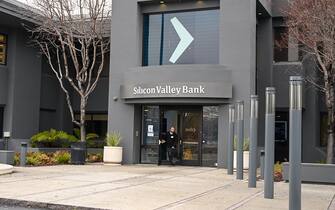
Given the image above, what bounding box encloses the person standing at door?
[166,126,178,165]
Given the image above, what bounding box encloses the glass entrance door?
[159,106,202,166]
[179,109,202,165]
[140,105,218,166]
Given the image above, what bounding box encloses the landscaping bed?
[13,151,103,166]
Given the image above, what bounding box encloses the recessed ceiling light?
[160,0,165,4]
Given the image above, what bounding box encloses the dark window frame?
[74,112,108,140]
[273,27,288,62]
[142,8,220,66]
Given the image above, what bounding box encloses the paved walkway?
[0,165,334,210]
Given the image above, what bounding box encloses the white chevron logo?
[169,17,194,64]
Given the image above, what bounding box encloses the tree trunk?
[80,97,86,142]
[325,81,334,164]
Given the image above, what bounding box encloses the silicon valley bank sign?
[121,82,232,99]
[133,85,205,96]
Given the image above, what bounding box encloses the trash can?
[71,142,86,165]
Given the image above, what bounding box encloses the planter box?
[283,162,335,184]
[0,150,15,165]
[233,151,249,170]
[103,146,123,165]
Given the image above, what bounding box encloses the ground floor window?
[75,113,108,146]
[140,105,219,167]
[275,111,289,162]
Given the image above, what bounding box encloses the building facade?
[0,0,331,166]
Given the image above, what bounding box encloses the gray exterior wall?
[108,0,261,165]
[0,5,110,150]
[0,24,41,149]
[0,0,330,164]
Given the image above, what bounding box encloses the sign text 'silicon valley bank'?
[133,85,205,96]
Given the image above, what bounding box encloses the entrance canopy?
[120,64,232,104]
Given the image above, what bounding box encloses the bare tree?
[285,0,335,163]
[26,0,111,142]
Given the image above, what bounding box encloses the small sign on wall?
[147,125,154,137]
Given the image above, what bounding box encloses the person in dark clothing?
[166,126,178,165]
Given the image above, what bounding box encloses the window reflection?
[202,106,219,166]
[0,34,7,65]
[143,9,219,66]
[141,106,160,163]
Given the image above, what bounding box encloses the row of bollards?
[226,76,302,210]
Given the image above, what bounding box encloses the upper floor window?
[0,34,7,65]
[143,9,219,66]
[273,27,288,62]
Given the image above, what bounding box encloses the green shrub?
[26,152,55,166]
[274,162,283,182]
[73,128,102,148]
[14,153,20,166]
[105,132,121,147]
[87,153,103,163]
[31,129,78,148]
[52,151,71,164]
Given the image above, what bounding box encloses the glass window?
[75,113,108,140]
[273,27,288,62]
[275,111,289,162]
[0,34,7,65]
[143,9,219,66]
[141,105,160,163]
[202,106,219,166]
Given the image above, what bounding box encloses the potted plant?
[103,132,123,165]
[233,138,250,170]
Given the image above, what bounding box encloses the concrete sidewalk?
[0,165,334,210]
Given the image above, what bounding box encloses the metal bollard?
[20,142,28,167]
[235,101,244,180]
[227,105,235,175]
[289,76,302,210]
[264,87,275,199]
[248,95,258,188]
[260,150,265,179]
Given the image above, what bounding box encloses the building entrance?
[141,105,219,167]
[159,106,202,166]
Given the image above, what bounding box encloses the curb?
[0,164,14,175]
[0,198,108,210]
